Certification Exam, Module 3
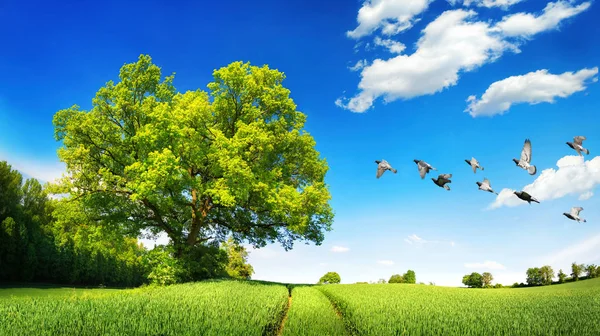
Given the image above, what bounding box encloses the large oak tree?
[52,55,334,257]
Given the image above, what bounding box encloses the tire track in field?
[275,286,293,336]
[317,287,355,336]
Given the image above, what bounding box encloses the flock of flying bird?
[374,136,591,223]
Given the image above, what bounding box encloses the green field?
[1,279,599,335]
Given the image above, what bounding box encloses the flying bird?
[566,136,589,156]
[563,207,586,223]
[476,178,498,195]
[375,159,397,179]
[414,159,437,179]
[432,174,452,191]
[513,190,539,204]
[465,157,484,174]
[512,139,537,175]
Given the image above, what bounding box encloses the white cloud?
[459,0,524,9]
[373,36,406,54]
[579,191,594,201]
[349,59,368,72]
[464,260,507,270]
[490,155,600,209]
[347,0,434,39]
[319,262,328,266]
[331,245,350,253]
[466,67,599,117]
[495,1,591,37]
[404,234,455,246]
[377,260,395,265]
[539,233,600,267]
[339,1,590,113]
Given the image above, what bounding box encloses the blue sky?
[1,0,599,286]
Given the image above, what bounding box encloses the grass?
[0,280,288,336]
[317,278,600,336]
[281,286,347,336]
[1,278,599,335]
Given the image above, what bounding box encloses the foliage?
[282,286,346,336]
[482,272,493,288]
[585,264,597,278]
[389,274,404,284]
[571,262,585,281]
[318,278,600,335]
[318,272,341,284]
[221,236,254,280]
[0,160,147,286]
[376,278,386,284]
[402,270,416,284]
[462,272,483,288]
[558,269,567,283]
[51,54,334,265]
[539,265,554,286]
[0,280,288,335]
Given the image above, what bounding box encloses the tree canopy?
[318,272,341,284]
[51,54,334,258]
[462,272,483,288]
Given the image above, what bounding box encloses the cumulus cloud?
[466,67,598,117]
[464,260,507,270]
[373,36,406,54]
[331,245,350,253]
[579,191,593,200]
[449,0,524,9]
[347,0,434,39]
[339,1,590,113]
[495,1,591,37]
[377,260,395,265]
[489,155,600,209]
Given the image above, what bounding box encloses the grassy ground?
[1,278,599,335]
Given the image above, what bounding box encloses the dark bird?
[512,139,537,175]
[563,207,586,223]
[432,173,452,191]
[476,178,498,195]
[375,159,397,179]
[513,190,539,204]
[414,159,437,179]
[566,136,589,156]
[465,157,484,174]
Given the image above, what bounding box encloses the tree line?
[0,161,254,286]
[461,262,600,288]
[319,270,419,285]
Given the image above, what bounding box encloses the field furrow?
[282,286,348,336]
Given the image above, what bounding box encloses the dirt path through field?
[275,287,293,336]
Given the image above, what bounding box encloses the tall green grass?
[282,286,347,336]
[0,280,288,336]
[318,279,600,335]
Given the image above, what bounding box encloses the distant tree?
[512,282,520,288]
[221,236,254,280]
[462,272,483,288]
[526,267,543,286]
[318,272,341,284]
[403,270,416,284]
[482,272,493,288]
[557,269,567,283]
[595,266,600,278]
[539,265,554,286]
[355,282,368,284]
[377,278,387,284]
[571,262,585,281]
[493,283,503,288]
[429,282,436,286]
[585,264,597,278]
[389,274,404,283]
[418,282,426,285]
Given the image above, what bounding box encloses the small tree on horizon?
[403,270,416,284]
[557,269,567,283]
[318,272,341,284]
[388,274,404,283]
[462,272,483,288]
[482,272,493,288]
